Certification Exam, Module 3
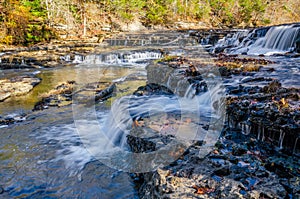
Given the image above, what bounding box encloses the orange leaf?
[192,185,214,195]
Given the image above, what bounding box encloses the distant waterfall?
[62,50,162,65]
[82,50,162,65]
[247,25,300,55]
[213,24,300,55]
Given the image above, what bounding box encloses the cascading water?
[247,25,300,55]
[212,24,300,55]
[62,50,163,66]
[103,92,216,148]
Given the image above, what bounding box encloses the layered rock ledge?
[127,58,300,199]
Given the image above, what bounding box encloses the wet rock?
[218,66,231,77]
[33,81,117,111]
[146,61,207,97]
[232,146,248,156]
[185,63,200,76]
[265,162,293,179]
[133,142,291,199]
[217,54,274,65]
[95,83,116,101]
[156,56,186,69]
[0,117,15,126]
[214,167,231,177]
[146,63,176,89]
[0,92,11,102]
[262,80,281,93]
[240,76,266,83]
[0,42,106,68]
[133,83,174,96]
[125,52,299,198]
[226,80,300,153]
[127,134,156,153]
[0,113,27,127]
[33,81,75,111]
[0,76,41,102]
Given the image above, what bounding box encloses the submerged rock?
[0,113,27,127]
[33,81,75,111]
[33,81,116,111]
[133,83,174,96]
[0,76,41,102]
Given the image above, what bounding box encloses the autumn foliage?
[0,0,299,46]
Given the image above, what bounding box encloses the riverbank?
[128,55,300,199]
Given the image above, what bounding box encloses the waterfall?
[241,122,251,135]
[83,51,162,65]
[60,50,162,66]
[279,129,285,149]
[213,24,300,55]
[102,81,225,150]
[293,137,299,154]
[247,25,300,55]
[213,30,249,53]
[184,84,195,98]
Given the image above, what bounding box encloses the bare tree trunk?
[82,0,87,37]
[45,0,51,26]
[83,11,86,36]
[185,0,188,20]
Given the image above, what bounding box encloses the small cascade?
[175,79,190,96]
[20,58,25,66]
[73,54,84,63]
[241,122,251,135]
[293,137,299,154]
[102,97,134,148]
[261,127,265,142]
[247,25,300,55]
[62,50,163,65]
[212,23,300,55]
[102,81,225,152]
[214,30,249,50]
[106,32,193,47]
[184,84,195,98]
[102,95,185,149]
[257,124,262,140]
[63,54,71,62]
[279,129,285,149]
[183,81,208,99]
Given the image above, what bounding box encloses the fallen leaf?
[192,185,214,195]
[185,118,192,124]
[213,150,219,154]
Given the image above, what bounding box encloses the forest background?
[0,0,299,46]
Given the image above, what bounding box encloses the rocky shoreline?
[0,41,109,69]
[126,56,300,198]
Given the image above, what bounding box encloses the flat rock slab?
[0,77,40,102]
[0,92,11,102]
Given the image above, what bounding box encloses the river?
[0,27,299,198]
